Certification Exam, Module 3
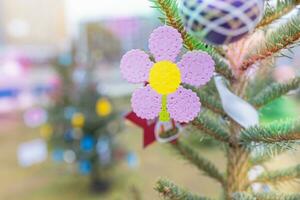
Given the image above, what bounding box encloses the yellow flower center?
[149,61,181,95]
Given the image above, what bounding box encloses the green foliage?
[259,97,299,123]
[155,179,213,200]
[240,119,300,144]
[184,84,225,115]
[149,0,234,80]
[173,141,225,185]
[241,13,300,70]
[254,192,300,200]
[241,120,300,161]
[182,129,220,149]
[233,192,300,200]
[254,164,300,184]
[192,111,230,143]
[257,0,300,28]
[250,146,290,165]
[251,78,300,107]
[232,192,256,200]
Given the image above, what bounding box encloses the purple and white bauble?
[180,0,264,45]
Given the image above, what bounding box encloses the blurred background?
[0,0,299,200]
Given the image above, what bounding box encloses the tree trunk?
[226,144,250,199]
[225,78,251,199]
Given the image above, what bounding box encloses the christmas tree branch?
[256,0,300,29]
[250,77,300,108]
[241,13,300,71]
[149,0,234,80]
[232,192,256,200]
[234,192,300,200]
[155,179,213,200]
[240,119,300,144]
[192,113,230,144]
[173,141,225,185]
[184,84,225,115]
[250,146,290,165]
[252,164,300,185]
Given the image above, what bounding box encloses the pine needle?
[234,192,300,200]
[251,77,300,108]
[257,0,300,28]
[241,13,300,71]
[240,119,300,144]
[192,112,230,144]
[155,179,214,200]
[253,164,300,185]
[173,141,225,185]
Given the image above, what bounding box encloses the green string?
[159,95,170,122]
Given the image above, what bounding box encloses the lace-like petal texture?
[149,26,183,62]
[167,87,201,123]
[120,49,153,83]
[178,51,215,87]
[131,85,162,120]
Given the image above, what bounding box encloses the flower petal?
[149,26,183,62]
[131,85,161,120]
[120,49,153,83]
[167,87,201,123]
[178,51,215,87]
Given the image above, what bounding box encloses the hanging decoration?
[125,111,181,148]
[96,98,112,117]
[80,135,95,152]
[23,107,48,128]
[71,112,85,128]
[180,0,264,45]
[214,76,259,128]
[120,25,215,123]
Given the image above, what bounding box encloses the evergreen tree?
[47,48,122,192]
[143,0,300,199]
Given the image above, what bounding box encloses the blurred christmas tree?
[44,23,123,192]
[121,0,300,199]
[46,51,122,192]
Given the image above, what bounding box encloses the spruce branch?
[155,179,213,200]
[232,192,256,200]
[234,192,300,200]
[149,0,234,80]
[192,112,230,144]
[256,0,300,28]
[240,119,300,144]
[251,77,300,108]
[184,84,225,115]
[241,14,300,71]
[173,141,225,185]
[250,146,290,165]
[252,164,300,185]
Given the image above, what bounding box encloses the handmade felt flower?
[120,26,215,123]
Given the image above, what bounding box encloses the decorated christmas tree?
[45,47,123,192]
[120,0,300,199]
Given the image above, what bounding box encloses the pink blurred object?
[227,31,265,77]
[104,18,140,38]
[273,65,296,83]
[0,98,18,113]
[0,52,31,89]
[48,75,61,90]
[23,107,47,127]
